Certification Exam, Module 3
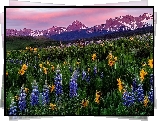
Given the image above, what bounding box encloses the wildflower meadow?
[5,34,154,116]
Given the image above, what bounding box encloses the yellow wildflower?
[114,57,117,61]
[49,103,56,110]
[130,37,134,40]
[95,90,101,104]
[117,78,123,93]
[108,60,115,66]
[92,53,96,61]
[63,61,66,65]
[26,47,29,50]
[22,64,28,71]
[43,67,48,74]
[30,47,33,51]
[143,96,149,107]
[18,69,25,75]
[25,88,29,93]
[47,61,50,65]
[107,52,113,60]
[34,48,37,51]
[39,64,42,68]
[51,65,55,71]
[76,62,80,65]
[117,78,122,84]
[140,69,147,82]
[81,99,89,108]
[88,68,90,72]
[49,85,55,93]
[148,59,153,68]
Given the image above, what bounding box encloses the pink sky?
[6,8,153,30]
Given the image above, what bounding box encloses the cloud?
[6,8,153,30]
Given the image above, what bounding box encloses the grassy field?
[6,36,61,51]
[5,34,154,116]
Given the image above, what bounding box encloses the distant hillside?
[6,36,60,51]
[49,25,153,41]
[6,25,153,51]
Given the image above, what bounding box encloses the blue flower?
[10,59,14,64]
[69,70,79,98]
[18,89,27,111]
[86,74,90,83]
[72,70,79,79]
[19,60,22,65]
[94,66,97,75]
[15,59,19,64]
[132,78,137,92]
[42,85,50,105]
[82,70,86,80]
[54,71,63,96]
[135,84,144,103]
[9,101,17,116]
[122,91,136,107]
[54,72,62,82]
[150,74,153,86]
[30,85,39,106]
[69,79,78,98]
[148,87,153,103]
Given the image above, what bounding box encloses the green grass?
[6,36,60,51]
[6,34,154,116]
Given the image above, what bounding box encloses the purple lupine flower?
[148,86,153,103]
[10,59,14,64]
[15,59,19,64]
[135,84,145,103]
[94,66,97,75]
[30,85,39,106]
[86,74,90,83]
[72,69,79,79]
[122,91,136,107]
[9,105,17,116]
[82,70,86,80]
[18,88,27,111]
[19,60,22,65]
[150,74,153,86]
[9,100,17,116]
[132,78,137,92]
[69,79,78,98]
[42,85,50,105]
[54,70,63,96]
[69,70,79,98]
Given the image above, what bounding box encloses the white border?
[0,0,156,121]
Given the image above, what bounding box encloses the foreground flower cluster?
[6,36,154,115]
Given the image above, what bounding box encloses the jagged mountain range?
[6,13,153,41]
